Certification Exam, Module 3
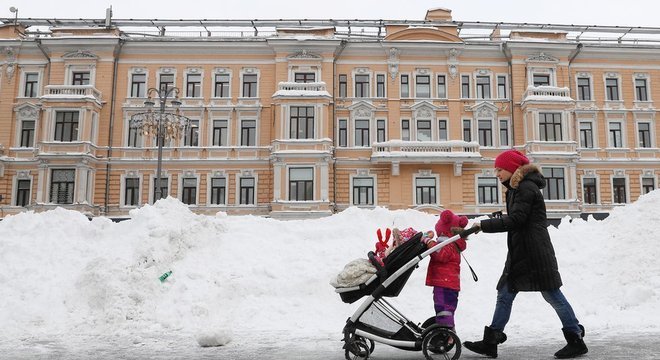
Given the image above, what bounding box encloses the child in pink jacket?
[424,209,468,329]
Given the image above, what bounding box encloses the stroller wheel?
[422,327,461,360]
[354,336,375,354]
[344,339,370,360]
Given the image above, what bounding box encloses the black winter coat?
[480,164,563,292]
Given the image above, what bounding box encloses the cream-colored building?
[0,8,658,219]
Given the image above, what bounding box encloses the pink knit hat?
[435,210,469,238]
[494,150,529,174]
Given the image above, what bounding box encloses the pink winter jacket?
[425,237,466,291]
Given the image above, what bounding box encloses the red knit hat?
[494,150,529,174]
[435,210,469,238]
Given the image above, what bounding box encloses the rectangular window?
[583,177,597,204]
[289,168,314,201]
[240,119,256,146]
[153,177,168,200]
[609,122,623,148]
[402,120,410,141]
[642,177,655,194]
[242,74,258,97]
[577,77,591,100]
[415,75,430,98]
[376,120,386,143]
[339,74,347,98]
[635,78,648,101]
[606,78,619,101]
[24,73,39,97]
[214,74,230,98]
[16,179,31,207]
[533,74,550,86]
[54,111,79,142]
[124,178,139,206]
[463,119,472,142]
[128,126,141,148]
[355,74,370,98]
[289,106,314,139]
[415,177,436,205]
[50,169,75,204]
[184,120,199,146]
[461,75,470,98]
[539,113,562,141]
[499,119,509,146]
[613,177,627,203]
[478,120,493,147]
[437,75,447,98]
[210,177,226,205]
[497,75,507,99]
[579,122,594,148]
[294,73,315,83]
[239,177,255,205]
[542,167,565,200]
[438,120,448,141]
[478,177,499,204]
[20,120,35,147]
[401,75,409,98]
[72,71,90,85]
[212,120,228,146]
[186,74,202,97]
[376,74,386,98]
[355,119,370,147]
[131,73,146,97]
[353,177,374,205]
[338,119,347,147]
[417,120,431,141]
[476,76,491,99]
[182,178,197,205]
[159,73,174,92]
[638,122,651,148]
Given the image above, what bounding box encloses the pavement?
[0,332,656,359]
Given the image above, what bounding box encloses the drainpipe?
[567,42,583,145]
[501,42,515,147]
[35,39,51,84]
[332,39,347,214]
[104,38,125,215]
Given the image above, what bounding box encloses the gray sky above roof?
[4,0,660,28]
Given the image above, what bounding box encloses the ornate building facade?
[0,8,658,219]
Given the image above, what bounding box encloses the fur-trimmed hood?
[510,164,545,189]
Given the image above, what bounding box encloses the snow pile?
[1,191,659,347]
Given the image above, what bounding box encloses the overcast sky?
[3,0,659,28]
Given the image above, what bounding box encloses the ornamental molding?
[526,52,559,63]
[14,103,41,119]
[287,49,322,59]
[62,49,98,59]
[387,47,400,80]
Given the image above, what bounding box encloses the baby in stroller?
[423,210,469,337]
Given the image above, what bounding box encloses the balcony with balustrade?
[41,85,103,106]
[272,82,331,99]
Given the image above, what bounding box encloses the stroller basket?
[336,232,426,303]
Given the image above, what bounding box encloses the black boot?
[554,327,588,359]
[463,326,507,358]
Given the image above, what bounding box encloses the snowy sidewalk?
[1,332,657,359]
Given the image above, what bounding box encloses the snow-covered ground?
[1,190,659,354]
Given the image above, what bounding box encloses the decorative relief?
[62,49,98,59]
[132,67,146,74]
[288,49,321,59]
[614,169,625,176]
[357,169,369,176]
[17,106,39,119]
[184,170,195,177]
[215,67,229,74]
[577,72,590,77]
[187,68,201,74]
[447,48,461,79]
[416,68,430,75]
[477,69,490,75]
[634,73,649,79]
[415,106,433,119]
[643,169,654,177]
[419,170,432,176]
[17,170,31,179]
[387,47,400,80]
[213,170,226,177]
[526,52,559,63]
[243,67,257,74]
[585,170,595,176]
[356,67,369,74]
[4,47,17,80]
[353,106,373,118]
[606,72,618,78]
[161,67,175,74]
[241,169,253,176]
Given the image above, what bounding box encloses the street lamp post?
[130,87,190,203]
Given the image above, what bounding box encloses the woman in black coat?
[463,150,588,359]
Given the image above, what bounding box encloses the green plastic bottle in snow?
[159,270,172,282]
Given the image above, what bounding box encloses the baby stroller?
[335,227,478,360]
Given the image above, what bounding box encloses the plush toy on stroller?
[331,223,479,360]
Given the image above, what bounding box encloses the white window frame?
[236,171,258,206]
[635,120,654,148]
[496,73,508,99]
[475,175,501,205]
[184,69,204,98]
[414,69,432,99]
[66,65,95,87]
[286,166,315,202]
[120,172,143,208]
[51,108,82,142]
[400,73,411,98]
[497,118,510,148]
[438,118,449,141]
[212,68,232,98]
[149,173,171,204]
[575,73,594,101]
[412,172,440,206]
[604,73,622,102]
[12,172,34,207]
[238,118,258,147]
[210,117,231,147]
[178,173,200,206]
[633,73,652,102]
[475,71,493,100]
[207,173,228,206]
[375,72,387,98]
[18,67,44,98]
[477,118,495,147]
[239,68,260,98]
[127,68,148,98]
[529,68,554,87]
[580,174,600,205]
[436,73,448,99]
[157,68,177,92]
[350,172,377,207]
[610,172,629,204]
[607,120,626,148]
[352,68,373,98]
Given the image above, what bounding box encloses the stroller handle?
[459,226,481,238]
